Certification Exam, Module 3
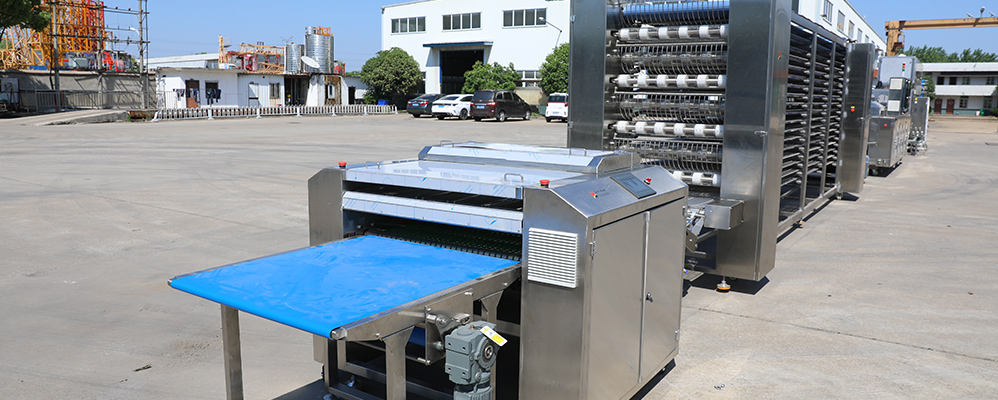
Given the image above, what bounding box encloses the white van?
[545,93,568,122]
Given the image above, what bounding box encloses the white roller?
[639,27,652,40]
[678,26,690,39]
[653,122,666,135]
[692,172,706,186]
[697,75,709,88]
[715,125,724,138]
[658,27,670,39]
[699,25,710,38]
[637,74,649,88]
[676,74,689,88]
[719,25,729,38]
[694,124,706,137]
[634,121,648,135]
[671,170,684,182]
[717,75,727,89]
[615,121,629,134]
[673,123,686,136]
[656,74,668,87]
[619,28,634,40]
[617,74,630,88]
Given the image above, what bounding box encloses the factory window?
[517,70,540,87]
[987,77,996,85]
[503,8,547,27]
[949,77,958,85]
[836,11,845,32]
[857,29,863,42]
[392,17,426,34]
[822,0,833,22]
[985,98,993,109]
[269,83,280,99]
[937,76,945,85]
[961,77,971,85]
[959,96,968,108]
[443,12,481,31]
[864,35,870,43]
[848,21,854,39]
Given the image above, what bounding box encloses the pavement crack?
[689,306,998,364]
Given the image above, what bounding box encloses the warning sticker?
[480,326,507,347]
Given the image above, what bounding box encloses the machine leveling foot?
[716,277,731,292]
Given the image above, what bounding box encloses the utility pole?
[51,0,61,112]
[138,0,148,109]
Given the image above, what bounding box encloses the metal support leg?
[221,305,243,400]
[479,292,503,395]
[382,327,414,400]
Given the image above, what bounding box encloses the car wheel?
[497,110,507,122]
[459,109,468,120]
[546,117,552,123]
[523,111,531,121]
[474,117,482,122]
[437,115,445,120]
[412,113,420,118]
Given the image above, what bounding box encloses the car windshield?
[473,91,495,101]
[460,95,473,102]
[440,95,461,101]
[549,95,567,103]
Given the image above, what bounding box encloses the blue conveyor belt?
[619,1,730,25]
[169,235,518,338]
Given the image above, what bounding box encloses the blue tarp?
[170,236,518,337]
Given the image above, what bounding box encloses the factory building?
[793,0,888,53]
[381,0,570,101]
[923,62,998,115]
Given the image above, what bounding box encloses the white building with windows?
[381,0,569,100]
[923,62,998,116]
[793,0,887,53]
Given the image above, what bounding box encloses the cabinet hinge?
[589,241,596,258]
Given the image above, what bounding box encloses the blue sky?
[117,0,998,68]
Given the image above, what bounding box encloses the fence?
[151,104,397,122]
[16,90,153,112]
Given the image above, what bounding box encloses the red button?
[338,162,347,168]
[540,179,550,188]
[645,178,652,184]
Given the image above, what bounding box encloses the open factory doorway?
[440,49,484,94]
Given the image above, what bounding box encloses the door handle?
[645,292,654,302]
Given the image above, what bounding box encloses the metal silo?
[305,26,334,74]
[284,44,304,74]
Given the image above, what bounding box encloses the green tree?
[956,48,998,62]
[359,47,422,104]
[461,61,519,93]
[539,43,569,95]
[904,45,956,63]
[0,0,50,45]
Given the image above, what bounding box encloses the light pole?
[538,17,562,48]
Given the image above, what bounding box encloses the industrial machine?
[868,55,924,175]
[568,0,875,283]
[172,142,689,400]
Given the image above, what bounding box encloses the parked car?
[406,93,444,118]
[470,89,531,122]
[431,94,474,120]
[545,93,568,123]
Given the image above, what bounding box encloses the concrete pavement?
[0,114,996,399]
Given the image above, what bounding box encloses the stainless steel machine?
[568,0,875,282]
[173,142,690,400]
[872,55,928,168]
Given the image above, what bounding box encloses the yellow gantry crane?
[886,15,998,56]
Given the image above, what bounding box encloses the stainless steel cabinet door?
[641,201,684,379]
[587,213,644,399]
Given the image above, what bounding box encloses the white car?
[432,94,474,120]
[545,93,568,122]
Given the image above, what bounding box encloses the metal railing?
[16,89,154,112]
[151,104,397,122]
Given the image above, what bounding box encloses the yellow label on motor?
[480,326,507,347]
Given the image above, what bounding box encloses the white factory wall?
[795,0,887,53]
[382,0,570,95]
[155,68,240,108]
[237,74,284,107]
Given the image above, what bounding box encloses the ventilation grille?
[526,228,579,288]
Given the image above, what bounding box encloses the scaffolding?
[223,42,285,74]
[0,0,111,70]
